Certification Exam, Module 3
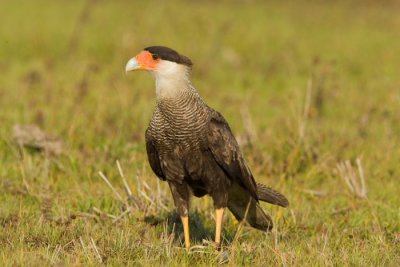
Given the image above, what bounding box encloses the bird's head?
[125,46,192,76]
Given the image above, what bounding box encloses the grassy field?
[1,0,399,266]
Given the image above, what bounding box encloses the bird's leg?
[215,207,224,247]
[181,215,190,250]
[168,181,190,250]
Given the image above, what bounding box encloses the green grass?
[1,0,400,266]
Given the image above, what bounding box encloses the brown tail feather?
[227,182,273,232]
[257,183,289,207]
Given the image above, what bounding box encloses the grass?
[1,0,400,265]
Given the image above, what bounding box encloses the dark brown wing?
[145,129,165,180]
[206,112,258,201]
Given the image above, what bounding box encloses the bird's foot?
[202,239,221,251]
[213,241,221,251]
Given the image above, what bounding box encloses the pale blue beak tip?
[125,58,139,72]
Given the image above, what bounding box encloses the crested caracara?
[126,46,288,249]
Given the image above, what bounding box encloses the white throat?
[153,61,191,100]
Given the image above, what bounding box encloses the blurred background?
[0,0,399,265]
[1,1,399,148]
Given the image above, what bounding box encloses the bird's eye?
[152,54,160,60]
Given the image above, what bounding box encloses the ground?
[0,0,399,266]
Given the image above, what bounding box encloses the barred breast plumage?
[148,87,210,150]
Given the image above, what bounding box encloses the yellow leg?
[215,208,224,246]
[181,216,190,250]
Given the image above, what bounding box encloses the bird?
[125,46,288,250]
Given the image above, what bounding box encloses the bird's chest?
[155,125,204,153]
[149,111,207,151]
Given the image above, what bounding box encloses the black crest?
[144,46,193,67]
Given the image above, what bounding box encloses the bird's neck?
[153,61,194,101]
[155,75,193,101]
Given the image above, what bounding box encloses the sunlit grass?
[0,0,399,266]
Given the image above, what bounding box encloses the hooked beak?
[125,57,140,72]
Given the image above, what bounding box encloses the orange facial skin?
[136,51,160,70]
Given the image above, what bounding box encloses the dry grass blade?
[237,105,258,147]
[161,221,175,257]
[98,160,170,220]
[336,158,367,198]
[188,245,212,254]
[156,199,170,212]
[139,189,155,206]
[356,158,367,197]
[79,237,90,262]
[155,179,169,212]
[266,245,288,267]
[229,197,252,262]
[90,237,103,263]
[98,171,125,203]
[112,207,133,224]
[142,181,152,191]
[300,188,327,197]
[299,79,313,142]
[74,212,99,220]
[92,207,117,219]
[116,160,133,197]
[241,106,258,142]
[273,220,279,247]
[50,244,61,264]
[331,207,351,215]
